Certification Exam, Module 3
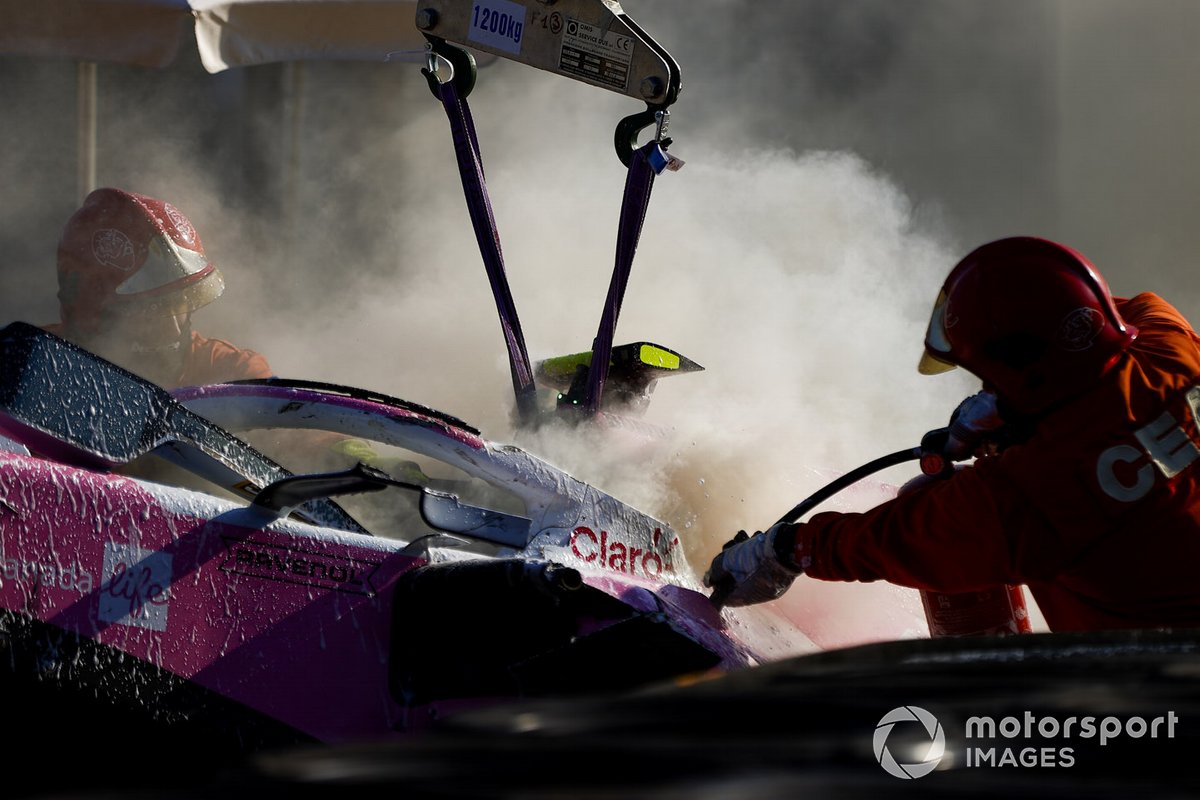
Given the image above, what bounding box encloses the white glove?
[703,522,802,608]
[945,390,1004,461]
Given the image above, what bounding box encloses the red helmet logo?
[92,229,136,272]
[164,204,197,245]
[1058,307,1105,352]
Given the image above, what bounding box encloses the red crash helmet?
[918,237,1137,414]
[56,188,225,336]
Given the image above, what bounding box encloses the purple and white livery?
[0,321,832,759]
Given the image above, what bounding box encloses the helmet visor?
[918,349,956,375]
[112,230,225,317]
[918,289,958,375]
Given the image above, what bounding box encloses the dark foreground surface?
[28,629,1200,799]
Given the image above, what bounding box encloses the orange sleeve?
[180,332,274,386]
[1117,292,1195,335]
[792,457,1066,592]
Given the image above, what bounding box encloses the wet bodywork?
[0,322,819,795]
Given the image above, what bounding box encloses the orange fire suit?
[176,331,272,386]
[791,292,1200,632]
[43,324,272,388]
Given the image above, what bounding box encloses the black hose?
[775,447,922,525]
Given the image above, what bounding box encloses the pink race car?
[0,321,829,786]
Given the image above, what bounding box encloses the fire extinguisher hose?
[775,446,922,525]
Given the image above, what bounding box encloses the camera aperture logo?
[874,706,946,779]
[874,706,1181,778]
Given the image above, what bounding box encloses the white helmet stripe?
[114,232,211,296]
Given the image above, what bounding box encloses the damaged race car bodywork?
[0,321,817,783]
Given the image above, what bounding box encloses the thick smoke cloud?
[1,2,1198,633]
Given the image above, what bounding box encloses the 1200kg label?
[469,0,526,55]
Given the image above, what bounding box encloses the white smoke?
[20,1,1200,641]
[227,64,975,566]
[517,144,972,551]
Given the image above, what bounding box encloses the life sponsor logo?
[873,706,1180,778]
[220,536,380,596]
[0,543,170,631]
[568,526,677,579]
[99,541,173,631]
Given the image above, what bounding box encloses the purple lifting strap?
[435,78,538,422]
[436,76,668,420]
[583,141,663,414]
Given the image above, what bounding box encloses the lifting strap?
[583,138,671,414]
[427,44,678,423]
[432,75,538,424]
